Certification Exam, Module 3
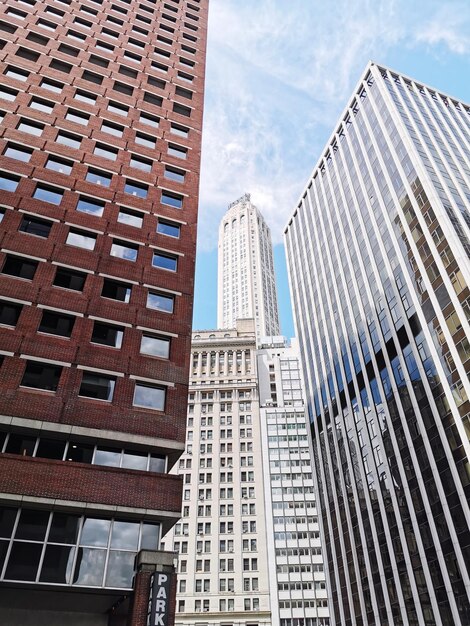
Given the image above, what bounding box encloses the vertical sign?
[147,571,173,626]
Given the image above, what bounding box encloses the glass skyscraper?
[284,62,469,626]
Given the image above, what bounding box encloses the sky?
[192,0,470,338]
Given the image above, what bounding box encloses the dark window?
[148,76,166,90]
[4,434,36,456]
[58,43,80,57]
[118,65,138,79]
[79,372,116,401]
[35,438,67,460]
[21,361,62,391]
[0,21,17,34]
[86,168,112,187]
[170,123,189,137]
[65,109,90,125]
[107,101,128,116]
[143,92,163,107]
[74,90,97,104]
[0,301,22,326]
[66,442,94,463]
[50,59,73,73]
[19,215,52,238]
[101,278,131,302]
[2,256,38,280]
[89,54,109,68]
[40,79,64,93]
[5,543,42,581]
[17,119,44,136]
[157,219,180,238]
[38,310,75,337]
[16,48,40,62]
[96,39,115,52]
[175,86,192,100]
[53,267,87,291]
[152,252,177,271]
[91,322,124,348]
[4,144,33,162]
[173,103,191,117]
[26,32,49,46]
[40,545,75,583]
[45,156,73,175]
[33,184,63,205]
[82,70,103,85]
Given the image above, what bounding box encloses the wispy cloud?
[197,0,470,250]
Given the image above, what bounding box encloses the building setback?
[217,193,280,343]
[285,62,470,626]
[0,0,208,623]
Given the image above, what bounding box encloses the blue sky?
[193,0,470,337]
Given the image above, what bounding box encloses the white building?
[217,194,280,343]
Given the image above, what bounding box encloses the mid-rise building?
[0,0,208,623]
[285,61,470,626]
[217,194,280,342]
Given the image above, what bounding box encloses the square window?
[79,371,116,401]
[140,334,170,359]
[53,267,87,291]
[152,252,177,272]
[118,208,143,228]
[157,220,180,238]
[33,184,63,205]
[66,228,97,250]
[45,157,73,175]
[91,321,123,348]
[4,144,32,162]
[19,215,52,238]
[21,361,62,391]
[110,240,138,261]
[101,278,131,302]
[146,291,174,313]
[38,310,75,337]
[133,382,165,410]
[76,196,105,217]
[124,180,148,198]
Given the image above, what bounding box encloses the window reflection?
[105,550,135,588]
[73,547,106,586]
[80,518,111,547]
[111,521,139,550]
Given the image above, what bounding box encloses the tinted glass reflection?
[0,508,16,538]
[105,550,135,588]
[111,521,139,550]
[141,523,159,550]
[49,513,80,544]
[39,545,75,583]
[73,547,106,586]
[80,518,110,547]
[94,447,121,467]
[5,542,42,581]
[15,509,49,541]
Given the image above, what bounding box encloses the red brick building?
[0,0,208,623]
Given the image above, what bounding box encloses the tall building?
[0,0,208,623]
[217,193,280,342]
[257,337,329,626]
[163,320,272,626]
[285,61,470,626]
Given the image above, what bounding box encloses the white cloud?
[197,0,470,250]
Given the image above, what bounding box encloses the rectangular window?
[170,123,189,138]
[164,166,185,183]
[157,220,180,238]
[161,191,183,208]
[82,70,103,85]
[74,90,97,105]
[168,144,187,159]
[86,168,112,187]
[101,278,131,302]
[0,173,20,193]
[40,79,64,93]
[53,267,87,291]
[17,119,44,136]
[76,196,105,217]
[152,252,177,272]
[0,300,23,326]
[135,132,156,149]
[33,185,63,205]
[21,361,62,392]
[133,383,165,410]
[38,310,75,337]
[140,112,159,127]
[45,157,73,175]
[56,131,82,149]
[65,109,90,125]
[0,86,18,102]
[19,215,52,238]
[173,103,191,117]
[147,291,174,313]
[2,256,38,280]
[94,143,118,160]
[79,371,116,401]
[4,144,33,162]
[91,321,124,348]
[107,101,129,116]
[110,240,138,262]
[50,59,72,74]
[66,228,97,250]
[101,121,124,137]
[118,208,143,228]
[140,334,170,359]
[124,180,148,198]
[129,155,153,173]
[4,66,29,82]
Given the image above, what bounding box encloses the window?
[107,101,129,116]
[133,383,166,410]
[157,220,180,238]
[0,173,20,193]
[4,66,29,82]
[53,267,87,291]
[147,291,174,313]
[2,256,38,280]
[65,109,90,125]
[79,372,116,401]
[140,334,170,359]
[175,86,192,100]
[58,43,80,58]
[168,144,187,159]
[89,54,109,68]
[101,121,124,137]
[38,310,75,337]
[101,278,131,302]
[49,59,72,74]
[17,119,44,136]
[152,252,177,272]
[4,144,32,162]
[161,191,183,208]
[74,90,97,105]
[173,103,191,117]
[44,157,73,176]
[129,155,152,172]
[0,86,18,102]
[94,143,118,160]
[82,70,103,85]
[40,79,63,93]
[164,166,185,183]
[76,196,105,217]
[33,185,63,205]
[56,131,82,149]
[113,81,133,96]
[110,240,138,262]
[91,322,124,348]
[21,361,62,392]
[118,208,143,228]
[140,112,159,127]
[66,228,97,250]
[135,132,156,149]
[86,168,112,187]
[124,180,148,198]
[19,215,52,238]
[0,300,23,326]
[170,123,189,138]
